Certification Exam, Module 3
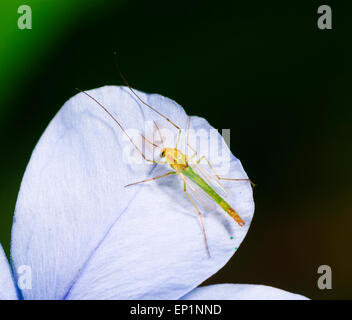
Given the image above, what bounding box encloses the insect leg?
[124,171,176,187]
[196,156,255,187]
[186,117,197,159]
[219,177,255,187]
[174,127,182,150]
[183,180,211,258]
[196,156,221,178]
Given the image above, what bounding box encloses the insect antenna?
[76,88,149,161]
[153,121,165,148]
[113,52,181,134]
[140,133,161,149]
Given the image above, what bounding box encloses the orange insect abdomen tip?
[227,207,245,226]
[234,215,245,227]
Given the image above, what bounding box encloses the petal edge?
[181,284,308,300]
[0,244,18,300]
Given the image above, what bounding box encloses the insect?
[78,68,254,258]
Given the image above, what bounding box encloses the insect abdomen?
[224,204,245,226]
[183,166,245,226]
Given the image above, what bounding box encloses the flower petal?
[12,86,254,299]
[0,244,18,300]
[181,284,308,300]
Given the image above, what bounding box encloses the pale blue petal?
[0,244,18,300]
[12,86,254,300]
[181,284,309,300]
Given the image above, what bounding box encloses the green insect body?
[163,148,245,227]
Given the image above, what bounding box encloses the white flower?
[0,86,307,300]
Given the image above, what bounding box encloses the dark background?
[0,0,351,299]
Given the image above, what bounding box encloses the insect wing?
[189,161,228,198]
[181,173,217,213]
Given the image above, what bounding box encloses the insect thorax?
[164,148,188,171]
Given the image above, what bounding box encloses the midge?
[78,71,253,258]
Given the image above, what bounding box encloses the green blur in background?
[0,0,351,299]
